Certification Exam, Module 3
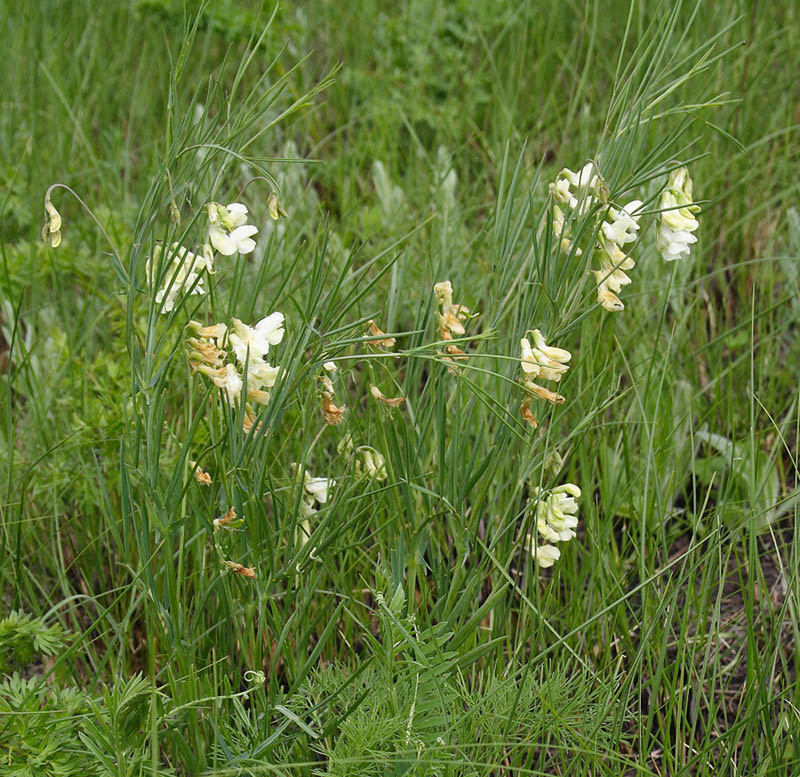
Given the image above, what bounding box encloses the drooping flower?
[520,329,572,382]
[192,462,212,486]
[214,506,243,530]
[41,194,62,248]
[223,560,256,578]
[356,447,387,481]
[657,167,700,261]
[319,373,345,425]
[267,192,288,221]
[229,313,285,365]
[207,202,258,255]
[337,435,387,481]
[187,320,227,369]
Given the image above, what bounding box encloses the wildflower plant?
[12,2,793,775]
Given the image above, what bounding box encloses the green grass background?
[0,0,798,774]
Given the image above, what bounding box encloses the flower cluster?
[145,201,261,314]
[525,483,581,568]
[593,199,643,311]
[656,167,700,261]
[550,161,700,311]
[149,243,214,313]
[187,312,284,432]
[518,329,572,427]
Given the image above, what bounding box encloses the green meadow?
[1,0,798,774]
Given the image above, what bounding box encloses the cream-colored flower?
[531,483,581,543]
[356,447,387,482]
[549,162,605,215]
[207,202,258,255]
[602,200,643,245]
[219,363,243,404]
[519,330,571,414]
[322,360,337,373]
[657,167,699,261]
[520,330,571,381]
[304,472,335,506]
[524,534,561,568]
[229,313,285,365]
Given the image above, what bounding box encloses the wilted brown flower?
[224,560,256,579]
[366,320,396,349]
[370,385,404,408]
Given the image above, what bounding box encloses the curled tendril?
[244,670,265,685]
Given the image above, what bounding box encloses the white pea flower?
[549,162,605,215]
[304,473,335,505]
[524,535,561,568]
[657,167,700,262]
[149,243,210,313]
[601,200,643,245]
[247,359,280,389]
[244,360,281,406]
[229,313,285,364]
[207,201,258,255]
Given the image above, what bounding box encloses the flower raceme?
[657,167,700,262]
[525,483,581,568]
[519,329,572,426]
[593,200,643,312]
[187,313,284,432]
[207,202,259,255]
